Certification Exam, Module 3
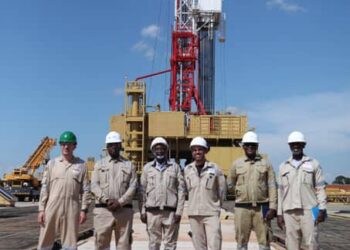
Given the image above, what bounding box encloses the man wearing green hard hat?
[37,131,91,250]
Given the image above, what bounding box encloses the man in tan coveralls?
[184,136,226,250]
[140,137,186,250]
[277,131,327,250]
[227,131,277,250]
[91,131,137,250]
[37,131,90,250]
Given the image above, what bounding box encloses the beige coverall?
[91,155,137,250]
[227,155,277,250]
[140,160,186,250]
[184,161,226,250]
[278,156,327,250]
[37,156,90,250]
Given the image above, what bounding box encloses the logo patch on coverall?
[72,165,82,178]
[207,168,216,175]
[302,163,313,171]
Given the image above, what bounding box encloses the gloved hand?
[174,214,182,224]
[317,210,327,224]
[107,199,120,212]
[265,208,277,221]
[140,213,147,224]
[277,215,285,230]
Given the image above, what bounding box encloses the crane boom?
[22,137,56,175]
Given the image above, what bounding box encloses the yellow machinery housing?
[2,137,56,201]
[110,81,248,179]
[326,184,350,204]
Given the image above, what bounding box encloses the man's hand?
[277,215,285,230]
[37,211,45,226]
[265,209,277,221]
[140,213,147,224]
[107,199,120,212]
[79,211,87,224]
[317,210,327,224]
[174,214,182,224]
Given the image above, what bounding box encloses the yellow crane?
[2,137,56,201]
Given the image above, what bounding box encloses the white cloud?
[266,0,305,12]
[141,24,160,38]
[132,41,148,51]
[114,87,124,96]
[246,90,350,181]
[131,24,162,60]
[132,41,155,60]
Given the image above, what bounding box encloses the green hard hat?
[59,131,77,143]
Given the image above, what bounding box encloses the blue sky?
[0,0,349,182]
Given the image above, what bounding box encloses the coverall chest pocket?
[71,175,82,195]
[166,170,177,191]
[205,173,216,189]
[121,168,131,184]
[186,172,199,191]
[301,168,314,186]
[99,168,109,189]
[256,166,267,183]
[146,173,156,194]
[256,167,268,199]
[72,166,82,181]
[280,170,290,188]
[236,167,248,186]
[235,167,248,200]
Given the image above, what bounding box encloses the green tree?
[332,175,350,184]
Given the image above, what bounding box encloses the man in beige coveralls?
[91,131,137,250]
[37,131,91,250]
[227,131,277,250]
[140,137,186,250]
[277,131,327,250]
[184,136,226,250]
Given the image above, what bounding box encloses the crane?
[2,137,56,201]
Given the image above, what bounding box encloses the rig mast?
[170,0,224,114]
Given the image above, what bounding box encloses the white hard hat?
[288,131,306,143]
[105,131,122,144]
[242,131,259,144]
[190,136,208,149]
[150,137,168,150]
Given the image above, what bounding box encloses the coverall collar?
[188,160,214,174]
[106,154,125,163]
[58,155,77,164]
[151,159,172,167]
[243,154,262,163]
[285,155,311,166]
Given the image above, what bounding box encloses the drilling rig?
[110,0,248,182]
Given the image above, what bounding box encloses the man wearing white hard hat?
[227,131,277,250]
[139,137,185,250]
[277,131,327,250]
[91,131,137,250]
[184,136,226,250]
